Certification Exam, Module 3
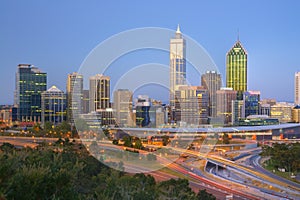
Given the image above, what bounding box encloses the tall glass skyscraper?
[170,25,186,117]
[14,64,47,122]
[226,40,247,100]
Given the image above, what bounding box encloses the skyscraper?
[170,25,186,115]
[135,95,151,127]
[231,100,245,125]
[82,90,90,114]
[66,72,83,123]
[201,71,222,117]
[216,88,237,124]
[14,64,47,122]
[175,86,209,125]
[226,39,247,100]
[89,74,110,112]
[41,86,67,126]
[113,89,134,127]
[243,91,260,117]
[295,72,300,105]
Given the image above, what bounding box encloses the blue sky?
[0,0,299,104]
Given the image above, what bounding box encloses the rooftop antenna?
[237,28,240,41]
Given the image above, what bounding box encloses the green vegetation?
[0,141,215,200]
[261,143,300,180]
[222,133,230,144]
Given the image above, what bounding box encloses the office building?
[175,86,209,126]
[292,105,300,123]
[244,91,260,118]
[216,88,237,124]
[226,39,247,100]
[89,74,110,112]
[201,71,222,117]
[170,25,186,120]
[41,86,66,126]
[149,105,165,128]
[295,72,300,105]
[135,95,151,127]
[14,64,47,122]
[232,100,245,125]
[271,102,293,123]
[259,103,271,116]
[113,89,134,127]
[66,72,83,123]
[82,90,89,114]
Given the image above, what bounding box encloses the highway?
[248,154,300,189]
[167,146,300,196]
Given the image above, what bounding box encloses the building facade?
[175,86,209,126]
[41,86,66,126]
[201,71,222,117]
[271,102,293,123]
[244,91,260,118]
[82,90,90,114]
[89,74,110,112]
[216,88,237,124]
[149,105,165,128]
[66,72,83,123]
[170,25,186,120]
[14,64,47,122]
[135,95,151,127]
[231,100,245,125]
[113,89,134,127]
[295,72,300,105]
[226,40,247,100]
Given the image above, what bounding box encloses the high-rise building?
[149,105,166,128]
[66,72,83,123]
[292,105,300,123]
[113,89,134,127]
[14,64,47,122]
[82,90,89,114]
[295,72,300,105]
[170,25,186,117]
[175,86,209,125]
[216,88,237,124]
[226,39,247,100]
[41,86,66,126]
[231,100,245,125]
[243,91,260,117]
[89,74,110,112]
[135,95,151,127]
[201,71,222,117]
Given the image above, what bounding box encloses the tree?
[196,189,216,200]
[134,138,143,149]
[44,121,53,131]
[161,135,170,146]
[222,133,230,144]
[123,136,133,148]
[157,178,195,200]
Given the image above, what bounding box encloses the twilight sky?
[0,0,299,104]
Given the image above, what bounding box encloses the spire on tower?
[237,28,240,42]
[176,24,181,34]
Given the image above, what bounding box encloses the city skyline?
[1,1,300,104]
